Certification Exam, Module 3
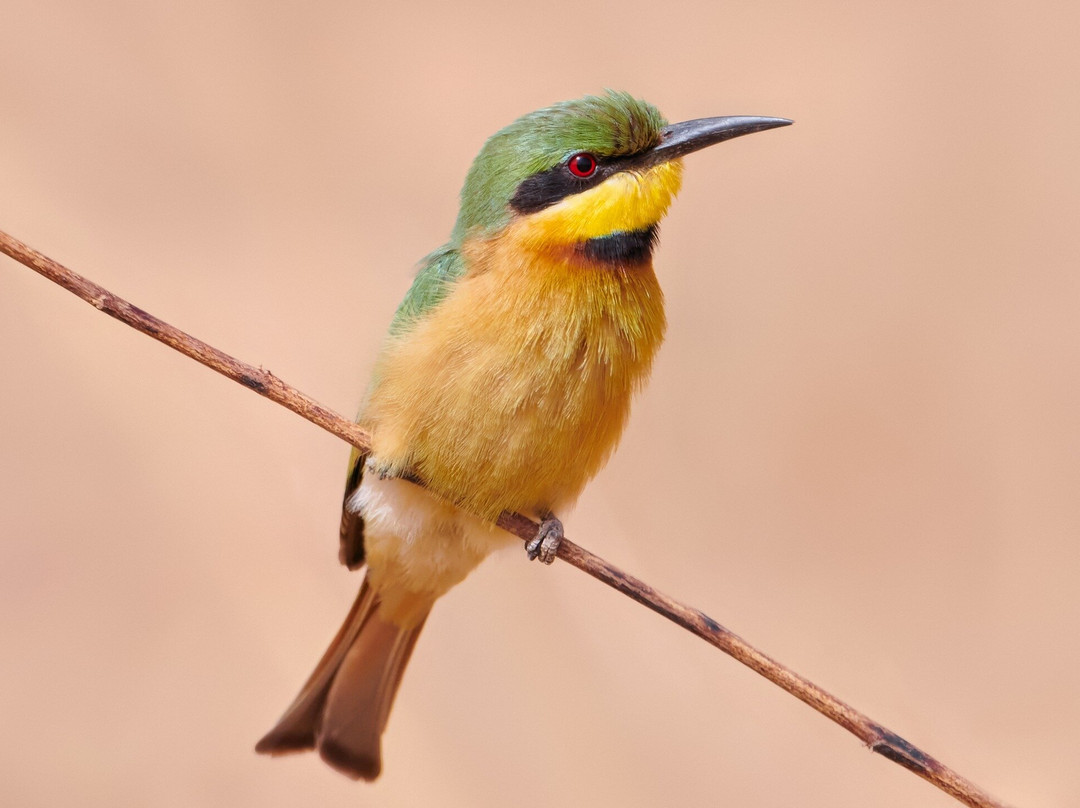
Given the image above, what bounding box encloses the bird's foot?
[525,515,563,565]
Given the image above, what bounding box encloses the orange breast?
[363,224,666,522]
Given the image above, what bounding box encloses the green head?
[451,91,668,241]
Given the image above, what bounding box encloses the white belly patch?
[346,474,516,623]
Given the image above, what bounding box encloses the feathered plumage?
[257,91,790,779]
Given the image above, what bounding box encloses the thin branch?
[1,228,1009,808]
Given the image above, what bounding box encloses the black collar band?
[578,225,658,266]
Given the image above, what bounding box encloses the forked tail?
[255,576,429,780]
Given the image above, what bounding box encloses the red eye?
[568,152,598,178]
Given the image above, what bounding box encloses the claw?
[526,515,563,564]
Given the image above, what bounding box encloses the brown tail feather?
[255,576,429,780]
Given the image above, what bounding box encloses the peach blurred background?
[2,2,1077,806]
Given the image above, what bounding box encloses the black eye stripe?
[509,145,661,215]
[509,157,614,215]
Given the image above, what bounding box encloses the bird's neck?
[459,222,668,344]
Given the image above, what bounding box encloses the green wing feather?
[339,245,466,568]
[388,245,466,336]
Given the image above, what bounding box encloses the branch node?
[868,729,936,777]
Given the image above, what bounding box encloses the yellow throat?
[515,160,684,251]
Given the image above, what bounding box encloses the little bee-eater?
[256,91,790,779]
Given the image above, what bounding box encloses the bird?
[255,90,790,780]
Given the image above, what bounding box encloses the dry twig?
[1,228,1009,808]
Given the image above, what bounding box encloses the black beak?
[643,116,792,166]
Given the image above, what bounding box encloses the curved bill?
[643,115,792,166]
